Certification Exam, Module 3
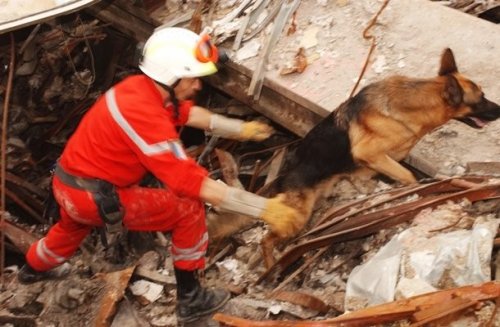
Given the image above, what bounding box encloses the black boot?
[18,263,70,284]
[174,268,230,323]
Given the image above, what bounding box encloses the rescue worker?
[17,27,299,322]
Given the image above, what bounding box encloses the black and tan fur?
[208,48,500,268]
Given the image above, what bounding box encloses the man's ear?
[439,48,458,76]
[443,75,463,107]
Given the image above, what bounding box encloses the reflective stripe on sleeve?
[105,88,187,159]
[170,141,188,160]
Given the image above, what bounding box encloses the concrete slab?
[0,0,100,34]
[208,0,500,178]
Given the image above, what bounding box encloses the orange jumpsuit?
[26,75,209,271]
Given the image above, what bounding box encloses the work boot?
[174,268,230,323]
[18,263,70,284]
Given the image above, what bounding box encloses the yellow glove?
[260,194,301,238]
[239,121,274,141]
[216,188,299,238]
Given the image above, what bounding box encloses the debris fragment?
[235,38,261,61]
[345,215,499,311]
[213,281,500,326]
[93,266,136,326]
[272,290,331,314]
[129,280,164,304]
[2,1,499,326]
[257,179,500,284]
[300,26,319,49]
[280,47,308,75]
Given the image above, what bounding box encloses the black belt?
[54,164,107,193]
[54,163,124,235]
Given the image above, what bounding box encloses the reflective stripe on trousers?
[171,232,208,262]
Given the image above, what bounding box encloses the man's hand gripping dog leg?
[217,187,299,238]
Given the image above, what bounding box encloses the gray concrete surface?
[217,0,500,178]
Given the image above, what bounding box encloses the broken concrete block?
[129,280,164,305]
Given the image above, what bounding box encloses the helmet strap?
[159,80,180,120]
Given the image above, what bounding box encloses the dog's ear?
[443,75,463,107]
[439,48,459,76]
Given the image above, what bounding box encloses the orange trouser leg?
[118,186,208,271]
[26,209,93,271]
[26,177,208,272]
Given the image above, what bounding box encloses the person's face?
[174,77,202,100]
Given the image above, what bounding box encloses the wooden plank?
[93,266,136,327]
[112,0,161,26]
[213,281,500,326]
[1,220,38,253]
[85,0,156,41]
[412,297,474,322]
[411,298,477,327]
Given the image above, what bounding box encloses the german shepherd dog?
[208,48,500,269]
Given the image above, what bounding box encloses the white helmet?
[139,27,219,86]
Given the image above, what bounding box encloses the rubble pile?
[0,16,139,227]
[0,1,499,327]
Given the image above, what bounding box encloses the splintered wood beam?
[4,189,45,224]
[410,297,477,326]
[213,281,500,327]
[258,181,500,283]
[85,0,157,41]
[93,266,136,327]
[327,282,499,326]
[0,219,38,253]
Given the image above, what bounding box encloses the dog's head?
[439,48,500,128]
